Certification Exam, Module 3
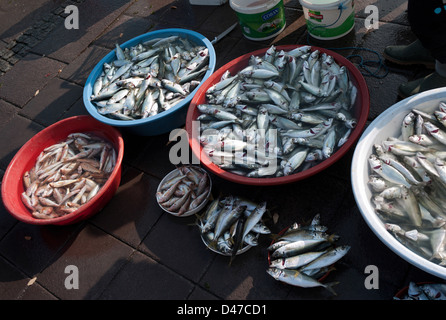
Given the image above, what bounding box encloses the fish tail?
[191,213,203,227]
[324,281,340,296]
[228,255,235,267]
[207,239,218,250]
[269,233,281,241]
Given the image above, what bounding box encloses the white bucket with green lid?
[230,0,286,41]
[299,0,355,40]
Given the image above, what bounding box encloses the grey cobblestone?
[5,41,16,50]
[0,0,87,77]
[7,55,20,65]
[0,49,14,60]
[0,59,12,73]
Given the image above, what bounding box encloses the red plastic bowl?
[1,115,124,225]
[185,45,370,186]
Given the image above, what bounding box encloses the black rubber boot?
[398,71,446,98]
[384,39,436,69]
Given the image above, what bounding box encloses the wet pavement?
[0,0,445,304]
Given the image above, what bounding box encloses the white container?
[189,0,228,5]
[351,88,446,280]
[230,0,286,41]
[299,0,355,40]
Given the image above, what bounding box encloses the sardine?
[266,267,339,295]
[196,45,358,179]
[91,36,209,120]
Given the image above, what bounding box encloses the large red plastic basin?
[1,116,124,225]
[186,45,370,186]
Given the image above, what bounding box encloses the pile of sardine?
[196,45,358,178]
[198,195,270,262]
[90,35,210,120]
[267,214,350,295]
[394,281,446,300]
[21,133,116,219]
[156,165,210,216]
[368,102,446,266]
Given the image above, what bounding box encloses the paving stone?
[31,0,134,63]
[355,0,409,26]
[271,8,307,45]
[17,281,58,300]
[0,53,66,108]
[36,224,135,300]
[124,0,175,21]
[0,221,83,276]
[90,167,164,248]
[7,54,20,65]
[0,0,62,43]
[58,45,110,86]
[195,2,238,36]
[0,255,31,299]
[0,114,44,170]
[0,99,18,127]
[139,211,214,283]
[131,132,177,179]
[326,191,411,288]
[59,96,90,119]
[150,0,218,30]
[364,72,410,120]
[214,37,267,68]
[188,286,220,300]
[19,77,83,127]
[212,36,241,70]
[93,15,154,49]
[0,166,19,240]
[99,250,194,300]
[118,130,154,168]
[285,265,397,300]
[0,48,14,60]
[200,245,290,300]
[0,59,12,73]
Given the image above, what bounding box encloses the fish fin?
[328,234,340,243]
[324,281,340,296]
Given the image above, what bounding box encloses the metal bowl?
[156,166,212,217]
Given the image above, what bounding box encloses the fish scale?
[267,215,347,294]
[369,101,446,267]
[90,37,209,120]
[196,45,358,178]
[198,196,270,260]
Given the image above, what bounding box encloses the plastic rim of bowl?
[83,28,217,129]
[1,115,124,226]
[156,166,212,217]
[186,45,370,186]
[351,87,446,280]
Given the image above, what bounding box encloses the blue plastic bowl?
[83,28,216,136]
